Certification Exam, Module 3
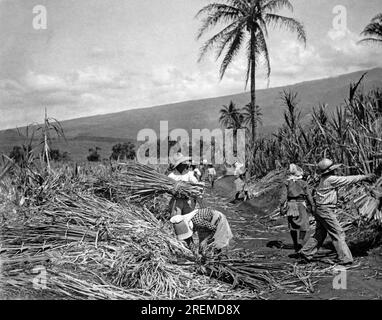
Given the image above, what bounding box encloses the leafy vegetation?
[217,75,382,178]
[87,147,101,162]
[110,142,136,161]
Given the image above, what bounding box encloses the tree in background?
[110,142,136,161]
[359,14,382,45]
[242,103,263,134]
[9,146,29,166]
[197,0,306,148]
[219,101,244,160]
[87,147,101,162]
[219,101,242,130]
[48,149,71,162]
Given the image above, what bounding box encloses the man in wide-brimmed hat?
[300,159,375,265]
[168,152,198,184]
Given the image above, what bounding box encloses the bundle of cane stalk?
[94,163,204,202]
[246,169,287,199]
[355,177,382,223]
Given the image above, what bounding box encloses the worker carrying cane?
[299,159,376,265]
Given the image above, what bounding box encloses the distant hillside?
[1,68,381,161]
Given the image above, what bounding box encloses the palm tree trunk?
[247,28,257,177]
[250,29,257,144]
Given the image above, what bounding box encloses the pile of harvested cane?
[0,169,266,300]
[0,188,197,296]
[1,162,326,300]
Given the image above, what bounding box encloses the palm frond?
[256,28,271,80]
[219,28,245,79]
[265,13,307,44]
[198,21,242,62]
[263,0,294,13]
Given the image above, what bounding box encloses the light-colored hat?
[318,158,342,175]
[289,164,303,177]
[202,159,208,165]
[171,152,191,168]
[191,160,199,166]
[234,162,245,176]
[234,168,246,176]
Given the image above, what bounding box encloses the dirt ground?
[210,176,382,300]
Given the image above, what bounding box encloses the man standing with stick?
[300,159,375,265]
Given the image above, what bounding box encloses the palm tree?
[359,14,382,45]
[220,101,243,158]
[242,103,263,131]
[196,0,306,146]
[219,101,242,130]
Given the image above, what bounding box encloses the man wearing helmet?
[300,159,376,265]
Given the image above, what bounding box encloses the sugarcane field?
[1,0,382,306]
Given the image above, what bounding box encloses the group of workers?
[280,159,376,265]
[167,153,232,256]
[167,151,377,266]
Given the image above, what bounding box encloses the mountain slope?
[1,68,381,161]
[58,67,382,137]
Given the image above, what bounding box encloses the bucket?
[173,219,193,240]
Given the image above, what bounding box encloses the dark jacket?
[280,178,315,209]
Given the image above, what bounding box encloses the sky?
[0,0,381,129]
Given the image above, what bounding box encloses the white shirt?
[168,171,199,184]
[234,162,244,176]
[207,168,216,176]
[194,168,201,177]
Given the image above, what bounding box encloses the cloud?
[1,0,382,130]
[321,27,381,72]
[24,72,68,91]
[252,27,382,88]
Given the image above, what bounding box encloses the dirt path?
[205,176,382,300]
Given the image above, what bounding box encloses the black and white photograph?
[0,0,381,307]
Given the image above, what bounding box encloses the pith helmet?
[318,158,342,174]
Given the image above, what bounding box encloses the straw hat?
[234,161,246,176]
[234,167,246,177]
[171,152,191,168]
[318,158,342,175]
[191,160,199,166]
